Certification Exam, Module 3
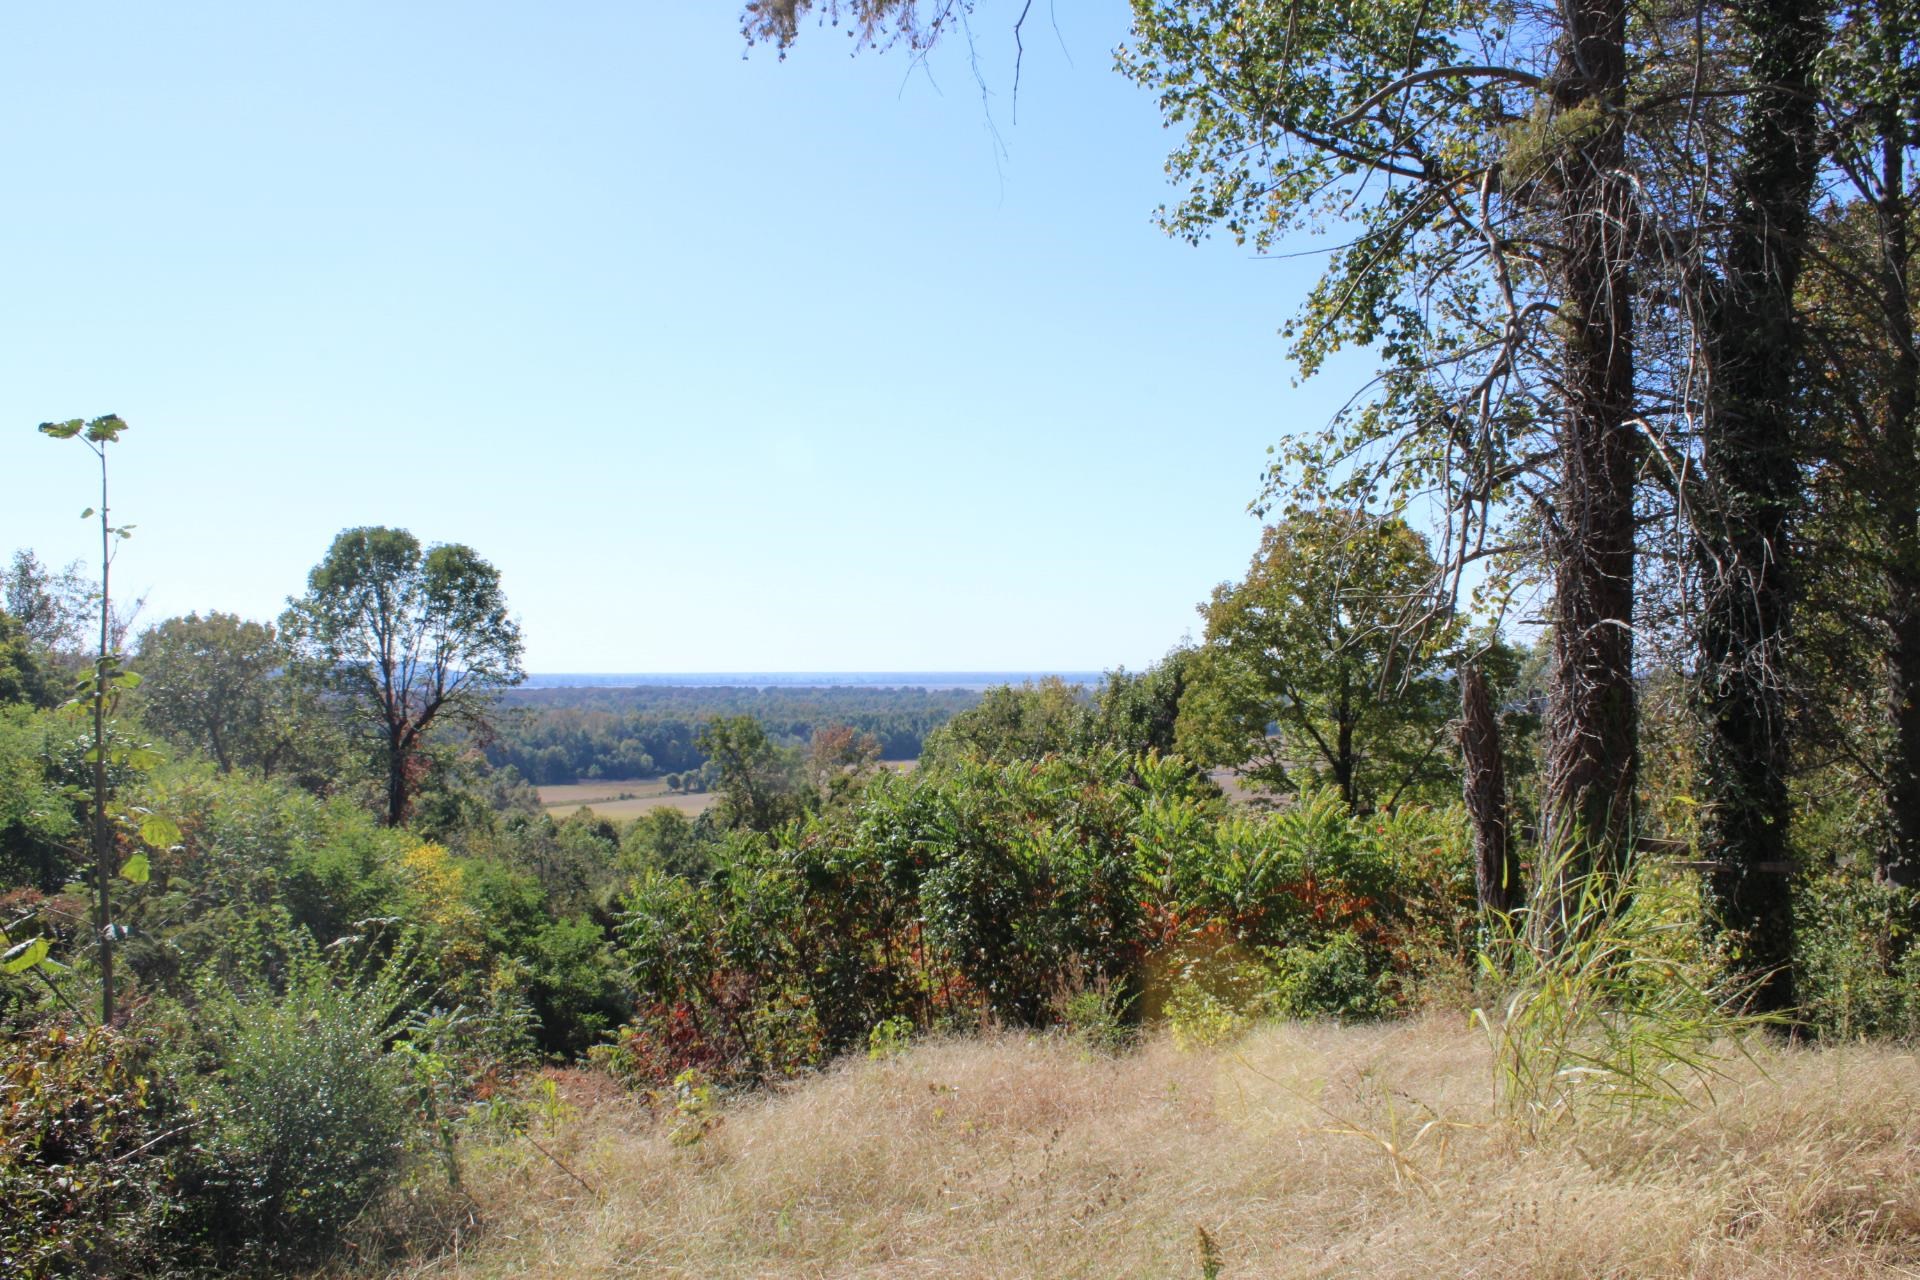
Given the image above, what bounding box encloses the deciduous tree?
[0,611,54,709]
[134,612,285,774]
[2,549,96,664]
[1176,510,1458,812]
[697,715,803,832]
[282,527,524,826]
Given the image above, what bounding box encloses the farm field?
[538,779,714,820]
[539,762,918,820]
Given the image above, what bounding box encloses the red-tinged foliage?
[0,1020,192,1278]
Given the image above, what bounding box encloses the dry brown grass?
[391,1019,1920,1279]
[537,778,716,821]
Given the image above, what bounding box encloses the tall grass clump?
[1475,838,1771,1130]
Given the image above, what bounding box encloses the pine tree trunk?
[1536,0,1639,945]
[1696,0,1825,1014]
[1875,124,1920,888]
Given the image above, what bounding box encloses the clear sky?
[0,2,1357,672]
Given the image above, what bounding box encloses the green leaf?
[81,507,96,519]
[114,671,143,690]
[2,937,50,974]
[84,414,127,443]
[38,419,84,439]
[139,815,180,848]
[119,852,150,885]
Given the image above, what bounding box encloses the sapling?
[39,414,146,1025]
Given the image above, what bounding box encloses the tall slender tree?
[1527,0,1639,942]
[1688,0,1830,1011]
[38,414,131,1025]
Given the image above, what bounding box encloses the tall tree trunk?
[1887,603,1920,887]
[1536,0,1640,944]
[385,725,410,827]
[1335,678,1357,811]
[1695,0,1826,1014]
[1461,664,1520,914]
[1874,121,1920,888]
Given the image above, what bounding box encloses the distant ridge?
[520,671,1105,692]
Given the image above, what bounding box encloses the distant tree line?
[482,685,981,784]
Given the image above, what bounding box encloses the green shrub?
[916,752,1177,1025]
[867,1014,914,1060]
[186,941,426,1266]
[524,914,628,1056]
[1165,980,1252,1050]
[1057,975,1135,1054]
[1263,930,1393,1021]
[1797,874,1920,1041]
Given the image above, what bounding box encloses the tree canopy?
[135,613,285,774]
[1176,509,1459,811]
[281,527,524,826]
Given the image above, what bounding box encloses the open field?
[539,763,918,821]
[543,793,715,820]
[390,1018,1920,1279]
[538,778,716,821]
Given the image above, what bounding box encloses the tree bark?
[1461,664,1520,914]
[1536,0,1640,944]
[1887,603,1920,887]
[1335,677,1357,811]
[1874,120,1920,888]
[1695,0,1826,1014]
[385,723,411,827]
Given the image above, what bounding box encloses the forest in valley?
[5,1,1920,1277]
[483,683,983,784]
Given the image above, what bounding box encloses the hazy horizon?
[516,670,1108,692]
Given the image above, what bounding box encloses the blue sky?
[0,2,1357,672]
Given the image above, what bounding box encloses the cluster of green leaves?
[916,664,1193,775]
[155,931,502,1269]
[1,932,481,1275]
[2,747,582,1036]
[0,720,634,1269]
[1793,874,1920,1042]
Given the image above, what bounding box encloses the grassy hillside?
[389,1019,1920,1279]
